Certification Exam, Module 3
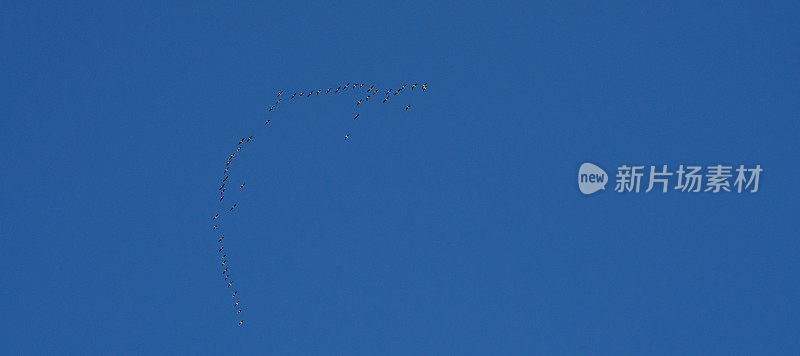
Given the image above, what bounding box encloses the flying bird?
[269,105,275,111]
[356,99,362,106]
[235,300,239,306]
[213,214,218,220]
[326,88,331,94]
[248,135,252,141]
[219,246,224,252]
[277,90,283,97]
[223,176,228,182]
[225,275,229,280]
[335,87,340,93]
[299,92,304,97]
[238,138,244,145]
[220,196,224,202]
[344,134,350,141]
[227,282,233,288]
[224,167,229,173]
[265,120,270,125]
[232,291,237,297]
[353,114,359,120]
[230,204,237,211]
[218,236,224,242]
[367,85,373,92]
[212,225,218,230]
[238,320,243,326]
[222,260,226,266]
[223,268,228,274]
[276,98,281,104]
[240,183,245,189]
[237,309,242,315]
[317,89,321,94]
[221,254,226,259]
[412,83,417,91]
[291,93,296,99]
[405,105,411,111]
[383,97,389,103]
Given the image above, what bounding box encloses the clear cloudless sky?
[2,1,799,354]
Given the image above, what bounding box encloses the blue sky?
[2,1,799,354]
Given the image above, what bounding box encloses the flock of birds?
[211,81,428,326]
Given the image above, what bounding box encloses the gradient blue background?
[2,1,799,354]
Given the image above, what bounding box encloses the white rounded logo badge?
[578,162,608,195]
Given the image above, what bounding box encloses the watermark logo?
[578,162,608,195]
[578,163,762,195]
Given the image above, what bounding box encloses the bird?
[405,105,411,111]
[277,90,283,97]
[326,88,331,94]
[219,184,225,190]
[238,138,244,145]
[308,90,313,96]
[235,300,239,306]
[365,95,370,101]
[213,214,218,220]
[232,291,237,297]
[394,89,400,95]
[225,275,229,280]
[367,85,373,92]
[299,92,304,97]
[220,196,224,202]
[356,99,362,106]
[224,167,229,173]
[401,84,407,90]
[317,89,321,94]
[212,225,218,230]
[291,93,296,99]
[221,254,226,259]
[248,135,252,141]
[240,183,245,189]
[223,268,228,274]
[411,83,417,91]
[269,105,275,111]
[230,204,237,211]
[237,309,242,315]
[222,260,226,266]
[265,119,270,125]
[223,176,229,182]
[276,98,281,104]
[353,114,359,120]
[227,282,233,288]
[238,320,243,326]
[219,246,224,252]
[218,236,224,242]
[236,147,241,152]
[383,97,389,103]
[386,89,392,95]
[344,134,350,141]
[344,83,350,90]
[360,83,364,88]
[335,87,341,93]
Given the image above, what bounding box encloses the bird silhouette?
[265,119,270,125]
[218,236,224,242]
[227,282,233,288]
[220,196,224,202]
[238,320,243,326]
[223,268,228,274]
[219,246,224,252]
[354,114,359,120]
[225,275,229,280]
[405,105,411,111]
[223,176,228,182]
[344,134,350,141]
[335,87,340,93]
[277,90,283,97]
[240,183,245,189]
[213,214,218,220]
[290,93,296,99]
[230,204,237,211]
[212,225,218,230]
[235,300,239,306]
[326,88,331,94]
[383,97,389,103]
[232,291,237,297]
[237,309,242,315]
